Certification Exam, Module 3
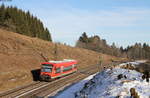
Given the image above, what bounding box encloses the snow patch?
[75,68,150,98]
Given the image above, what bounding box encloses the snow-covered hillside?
[55,62,150,98]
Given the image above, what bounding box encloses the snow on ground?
[119,61,140,67]
[119,60,146,67]
[54,74,97,98]
[80,68,150,98]
[53,62,150,98]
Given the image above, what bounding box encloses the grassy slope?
[0,28,118,92]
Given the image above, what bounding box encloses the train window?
[42,64,53,68]
[41,68,52,72]
[41,64,53,72]
[56,68,61,73]
[63,66,72,72]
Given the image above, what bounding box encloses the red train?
[40,59,77,81]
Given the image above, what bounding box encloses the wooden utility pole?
[54,43,58,60]
[98,56,103,71]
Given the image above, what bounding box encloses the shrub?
[124,75,127,79]
[142,74,145,80]
[130,88,136,96]
[117,74,123,80]
[130,88,140,98]
[146,78,149,82]
[142,71,150,82]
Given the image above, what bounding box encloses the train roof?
[49,59,76,63]
[42,59,77,65]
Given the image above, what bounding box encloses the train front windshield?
[41,64,53,72]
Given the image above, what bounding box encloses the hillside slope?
[0,28,117,92]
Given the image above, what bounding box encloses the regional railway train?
[40,59,77,81]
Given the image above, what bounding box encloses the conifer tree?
[0,4,52,41]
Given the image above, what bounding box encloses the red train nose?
[40,74,51,81]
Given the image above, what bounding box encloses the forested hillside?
[0,4,52,41]
[76,32,122,57]
[76,32,150,59]
[123,43,150,59]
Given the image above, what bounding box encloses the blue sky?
[1,0,150,48]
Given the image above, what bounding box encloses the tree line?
[76,32,150,59]
[0,4,52,41]
[123,43,150,59]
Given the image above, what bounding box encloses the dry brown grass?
[0,28,120,92]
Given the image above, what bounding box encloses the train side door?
[72,64,74,69]
[61,66,64,73]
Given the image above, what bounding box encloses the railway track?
[0,62,115,98]
[22,73,87,98]
[0,81,48,98]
